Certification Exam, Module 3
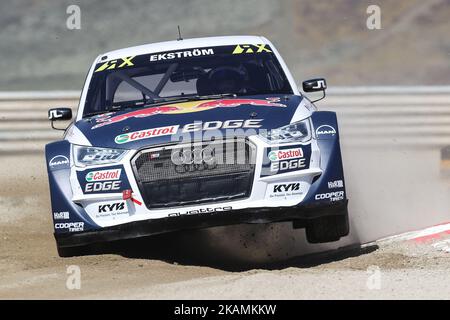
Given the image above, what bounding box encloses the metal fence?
[1,87,449,154]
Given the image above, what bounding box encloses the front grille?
[132,139,256,209]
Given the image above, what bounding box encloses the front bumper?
[55,199,348,248]
[47,111,348,248]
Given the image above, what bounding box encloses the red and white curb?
[375,222,450,252]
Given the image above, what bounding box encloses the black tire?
[56,243,89,257]
[305,213,349,244]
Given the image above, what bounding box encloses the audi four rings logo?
[170,147,217,172]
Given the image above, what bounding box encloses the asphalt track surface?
[0,91,449,299]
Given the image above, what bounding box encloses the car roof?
[96,35,269,62]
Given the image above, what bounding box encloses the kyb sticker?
[98,201,127,214]
[268,182,304,199]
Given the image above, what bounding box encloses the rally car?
[46,36,349,257]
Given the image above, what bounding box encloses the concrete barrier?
[0,87,449,153]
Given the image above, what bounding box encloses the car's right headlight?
[259,118,312,144]
[72,145,128,167]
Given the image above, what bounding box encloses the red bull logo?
[193,98,285,109]
[92,98,285,129]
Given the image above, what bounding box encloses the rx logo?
[95,56,135,73]
[232,44,272,54]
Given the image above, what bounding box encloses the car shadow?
[84,228,379,272]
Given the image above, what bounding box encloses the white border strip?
[2,86,450,100]
[327,86,450,95]
[0,91,80,100]
[377,222,450,244]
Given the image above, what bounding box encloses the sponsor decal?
[98,201,127,213]
[182,119,262,133]
[270,159,307,172]
[85,181,121,193]
[54,222,84,232]
[268,148,303,162]
[86,169,121,182]
[53,211,70,220]
[261,144,311,177]
[168,206,233,217]
[115,125,179,144]
[92,98,285,129]
[232,44,272,54]
[268,182,304,199]
[273,183,300,193]
[96,200,128,218]
[150,48,214,61]
[95,56,135,73]
[77,165,130,195]
[315,191,345,202]
[114,120,263,144]
[315,125,336,137]
[48,155,69,169]
[328,180,344,189]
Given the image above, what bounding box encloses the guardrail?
[0,86,449,154]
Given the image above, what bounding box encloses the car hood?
[73,94,309,149]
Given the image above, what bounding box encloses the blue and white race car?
[46,36,349,257]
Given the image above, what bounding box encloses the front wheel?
[305,213,349,244]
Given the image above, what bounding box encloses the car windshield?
[83,44,293,117]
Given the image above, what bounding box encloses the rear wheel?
[305,213,349,244]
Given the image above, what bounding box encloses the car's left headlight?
[260,118,312,144]
[72,145,129,167]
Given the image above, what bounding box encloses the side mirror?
[302,78,327,92]
[302,78,327,103]
[48,108,72,121]
[48,108,72,131]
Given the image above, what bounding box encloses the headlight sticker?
[261,144,312,177]
[73,145,128,167]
